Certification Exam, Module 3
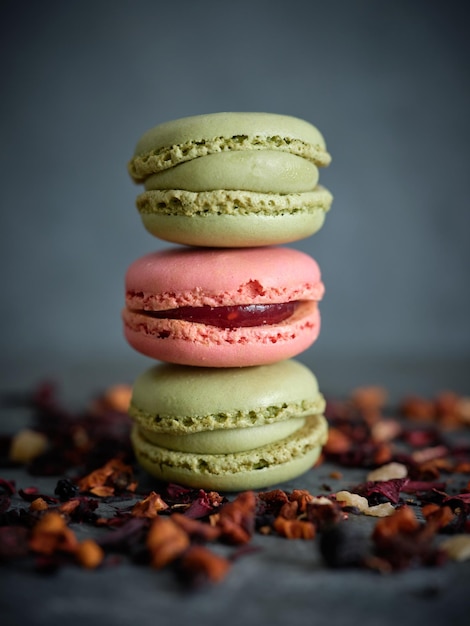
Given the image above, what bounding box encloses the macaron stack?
[123,112,333,491]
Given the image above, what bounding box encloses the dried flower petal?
[0,478,16,495]
[184,489,224,519]
[171,513,221,542]
[352,478,408,505]
[0,526,29,560]
[19,487,58,504]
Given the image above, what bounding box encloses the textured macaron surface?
[128,359,326,434]
[131,414,328,491]
[128,112,331,183]
[125,246,324,311]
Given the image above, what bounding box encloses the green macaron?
[128,112,333,247]
[129,359,328,491]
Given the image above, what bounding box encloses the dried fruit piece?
[367,462,408,482]
[215,491,256,545]
[273,516,316,539]
[132,491,169,518]
[54,478,79,501]
[29,511,78,555]
[29,497,49,512]
[178,545,231,585]
[9,429,48,464]
[440,535,470,561]
[147,516,190,568]
[76,539,104,569]
[335,491,369,512]
[78,458,137,497]
[364,503,395,517]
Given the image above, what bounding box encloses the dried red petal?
[18,487,58,504]
[0,526,29,560]
[0,478,16,495]
[352,478,408,505]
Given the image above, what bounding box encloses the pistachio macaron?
[128,112,333,247]
[129,359,328,491]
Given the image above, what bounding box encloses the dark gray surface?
[1,0,470,367]
[1,357,469,626]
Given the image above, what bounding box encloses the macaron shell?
[123,302,320,367]
[136,186,332,247]
[125,246,324,310]
[129,359,325,434]
[131,414,328,491]
[144,151,319,193]
[128,112,331,182]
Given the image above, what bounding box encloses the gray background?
[1,0,469,396]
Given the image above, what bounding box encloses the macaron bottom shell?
[131,414,327,492]
[138,205,327,248]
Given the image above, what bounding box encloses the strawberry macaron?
[123,246,324,367]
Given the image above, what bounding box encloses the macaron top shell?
[129,359,325,434]
[125,246,324,311]
[128,112,331,183]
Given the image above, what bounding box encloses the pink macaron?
[123,246,324,367]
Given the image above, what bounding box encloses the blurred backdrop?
[1,0,469,397]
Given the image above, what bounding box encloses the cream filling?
[144,151,319,193]
[140,417,306,454]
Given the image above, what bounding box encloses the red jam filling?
[144,302,299,328]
